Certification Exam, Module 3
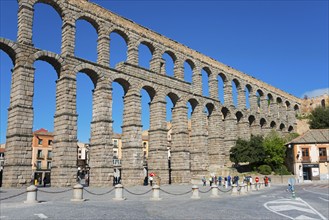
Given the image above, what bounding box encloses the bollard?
[191,185,200,199]
[239,184,247,195]
[24,185,39,203]
[210,185,219,198]
[71,184,85,202]
[231,184,238,196]
[113,184,126,201]
[150,185,162,201]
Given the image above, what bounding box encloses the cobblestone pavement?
[1,183,328,220]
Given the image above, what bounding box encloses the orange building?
[32,128,53,185]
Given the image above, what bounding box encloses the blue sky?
[1,0,328,143]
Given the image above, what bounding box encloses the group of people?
[202,175,235,187]
[202,175,270,187]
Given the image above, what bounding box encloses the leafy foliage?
[263,130,286,170]
[230,135,265,167]
[230,131,297,173]
[309,106,329,129]
[258,165,272,175]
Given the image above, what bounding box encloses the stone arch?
[232,78,241,89]
[112,77,131,95]
[205,102,215,116]
[270,121,277,129]
[279,123,286,131]
[30,0,64,18]
[248,115,256,126]
[187,98,199,112]
[0,40,17,65]
[167,92,180,106]
[110,28,130,44]
[235,111,243,123]
[260,118,267,128]
[74,13,101,33]
[141,85,156,102]
[73,63,102,87]
[221,106,230,120]
[185,58,196,70]
[138,39,155,55]
[218,72,228,83]
[285,100,291,110]
[29,51,65,77]
[288,125,294,132]
[245,84,253,93]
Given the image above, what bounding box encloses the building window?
[47,151,52,159]
[36,161,42,169]
[48,140,53,145]
[319,148,327,161]
[113,139,118,147]
[37,150,43,159]
[47,161,52,169]
[38,139,43,145]
[302,148,309,157]
[319,148,327,157]
[302,148,310,162]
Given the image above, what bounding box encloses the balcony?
[301,156,311,163]
[319,156,328,162]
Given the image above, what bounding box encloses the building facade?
[286,129,329,182]
[31,129,53,185]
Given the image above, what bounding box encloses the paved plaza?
[1,182,328,219]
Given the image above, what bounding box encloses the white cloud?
[301,88,329,98]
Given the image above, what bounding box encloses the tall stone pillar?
[174,58,184,80]
[207,109,224,170]
[209,73,218,100]
[249,93,258,113]
[238,116,250,140]
[52,73,78,187]
[192,66,202,95]
[223,83,233,107]
[260,96,268,114]
[150,48,162,73]
[148,96,169,184]
[61,19,75,57]
[121,89,144,185]
[17,2,34,45]
[126,37,138,66]
[171,101,190,183]
[89,84,113,186]
[237,87,246,110]
[223,113,237,167]
[97,27,110,66]
[3,62,34,187]
[190,105,208,180]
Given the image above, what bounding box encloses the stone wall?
[0,0,301,187]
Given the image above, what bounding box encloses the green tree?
[230,135,265,168]
[309,106,329,129]
[263,131,286,170]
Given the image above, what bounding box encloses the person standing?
[218,176,222,186]
[202,176,206,186]
[149,176,153,186]
[227,175,231,187]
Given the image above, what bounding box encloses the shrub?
[274,165,291,175]
[258,165,272,175]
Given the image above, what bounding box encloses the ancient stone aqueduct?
[1,0,301,187]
